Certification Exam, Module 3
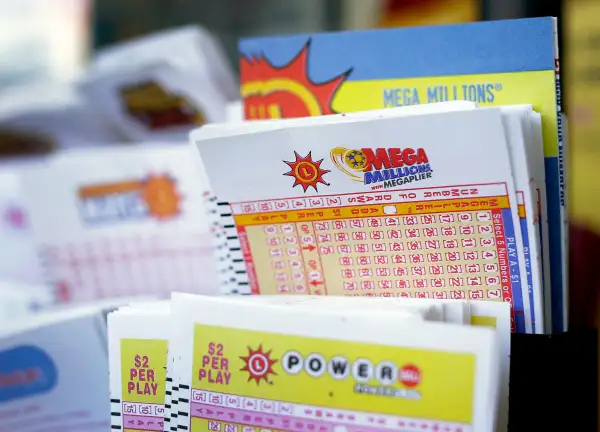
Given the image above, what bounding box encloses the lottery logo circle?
[398,364,421,387]
[248,352,270,377]
[294,161,319,183]
[344,149,367,171]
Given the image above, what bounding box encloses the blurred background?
[0,4,595,429]
[5,0,590,209]
[4,0,600,320]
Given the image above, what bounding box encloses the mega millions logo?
[78,174,181,224]
[331,147,433,190]
[120,81,206,130]
[240,40,352,119]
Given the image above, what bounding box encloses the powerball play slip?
[186,324,491,432]
[195,108,531,333]
[171,293,499,432]
[239,17,566,332]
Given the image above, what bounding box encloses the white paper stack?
[0,170,44,286]
[108,302,171,432]
[0,305,114,432]
[78,26,236,143]
[106,294,510,432]
[16,142,219,303]
[0,82,125,150]
[0,281,54,326]
[193,101,550,336]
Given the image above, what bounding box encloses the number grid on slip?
[40,233,215,302]
[228,189,515,303]
[217,201,250,295]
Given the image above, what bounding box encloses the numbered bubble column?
[296,222,326,295]
[249,223,308,295]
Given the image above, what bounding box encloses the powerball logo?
[331,147,433,190]
[281,351,422,400]
[77,174,181,224]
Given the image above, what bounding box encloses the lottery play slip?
[0,306,112,432]
[18,142,219,303]
[167,294,501,432]
[106,295,511,432]
[195,107,536,334]
[238,17,567,333]
[108,303,170,432]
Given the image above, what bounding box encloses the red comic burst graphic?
[240,40,352,120]
[239,345,277,385]
[283,151,331,193]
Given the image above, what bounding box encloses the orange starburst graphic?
[240,40,352,119]
[142,174,181,220]
[283,151,331,193]
[240,345,277,385]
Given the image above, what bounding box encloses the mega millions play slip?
[238,17,567,333]
[195,107,532,333]
[168,293,500,432]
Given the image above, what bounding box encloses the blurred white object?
[79,61,227,142]
[20,142,220,303]
[0,0,90,87]
[226,101,244,123]
[0,81,125,149]
[0,304,110,431]
[90,25,237,102]
[79,26,236,142]
[0,281,54,325]
[0,170,44,285]
[43,295,159,314]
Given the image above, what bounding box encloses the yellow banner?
[191,324,476,425]
[120,338,168,405]
[332,70,558,157]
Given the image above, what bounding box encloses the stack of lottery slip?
[0,26,238,154]
[193,102,549,336]
[238,17,567,334]
[0,302,124,432]
[1,142,220,304]
[0,81,123,152]
[78,25,237,143]
[107,294,510,432]
[0,297,160,432]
